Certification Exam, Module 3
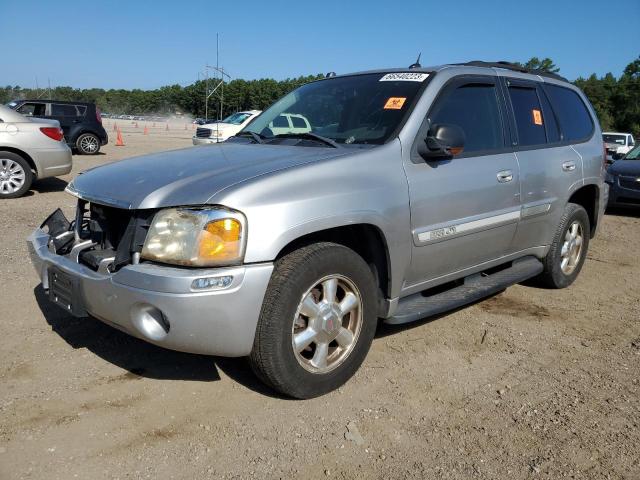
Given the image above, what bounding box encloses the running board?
[385,256,543,325]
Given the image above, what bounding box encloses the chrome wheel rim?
[0,159,26,194]
[292,274,363,374]
[80,135,98,153]
[560,220,584,275]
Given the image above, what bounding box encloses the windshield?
[222,112,252,125]
[603,134,627,145]
[243,72,429,145]
[624,145,640,160]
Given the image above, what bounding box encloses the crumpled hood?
[609,160,640,177]
[68,142,350,209]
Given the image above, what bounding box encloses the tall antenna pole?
[216,34,220,120]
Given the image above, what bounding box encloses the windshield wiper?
[234,131,265,144]
[273,132,340,148]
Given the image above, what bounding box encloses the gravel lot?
[1,121,639,479]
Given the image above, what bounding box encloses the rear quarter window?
[544,85,594,142]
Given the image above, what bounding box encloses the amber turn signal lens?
[198,218,242,262]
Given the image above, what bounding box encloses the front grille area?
[72,200,155,272]
[196,127,212,138]
[619,176,640,191]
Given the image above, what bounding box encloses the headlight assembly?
[141,207,246,267]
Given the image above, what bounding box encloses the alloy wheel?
[292,274,363,374]
[0,158,26,194]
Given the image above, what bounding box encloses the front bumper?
[28,228,273,356]
[606,177,640,208]
[192,136,226,145]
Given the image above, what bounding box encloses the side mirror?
[417,124,465,161]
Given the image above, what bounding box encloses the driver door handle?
[497,170,513,183]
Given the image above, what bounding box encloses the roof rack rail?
[452,61,568,82]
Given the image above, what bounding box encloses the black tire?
[75,133,101,155]
[537,203,590,289]
[250,242,378,399]
[0,151,33,199]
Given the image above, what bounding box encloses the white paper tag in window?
[379,73,429,82]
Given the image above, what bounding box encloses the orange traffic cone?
[113,122,117,132]
[115,128,125,146]
[143,126,149,135]
[165,123,169,131]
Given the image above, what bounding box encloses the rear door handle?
[562,161,576,172]
[497,170,513,183]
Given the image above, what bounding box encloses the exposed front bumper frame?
[28,228,273,356]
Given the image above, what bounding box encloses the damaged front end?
[40,200,155,275]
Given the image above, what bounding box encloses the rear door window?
[538,89,561,143]
[52,104,80,117]
[544,85,593,141]
[291,116,307,128]
[507,85,547,147]
[428,82,504,153]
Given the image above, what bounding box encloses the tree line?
[1,57,638,134]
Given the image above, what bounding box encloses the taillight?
[40,127,64,141]
[96,106,102,124]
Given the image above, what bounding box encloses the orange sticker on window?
[384,97,407,110]
[532,109,543,125]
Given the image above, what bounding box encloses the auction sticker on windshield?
[380,73,429,82]
[384,97,407,109]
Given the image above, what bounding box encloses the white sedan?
[0,105,72,198]
[192,110,261,145]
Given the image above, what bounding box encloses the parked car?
[603,132,635,159]
[192,110,261,144]
[28,62,605,398]
[8,99,108,155]
[268,113,312,135]
[0,105,72,198]
[605,144,640,208]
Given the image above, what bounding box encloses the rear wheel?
[250,242,378,399]
[76,133,100,155]
[537,203,590,288]
[0,152,33,199]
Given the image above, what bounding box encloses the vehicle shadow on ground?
[33,285,287,398]
[605,207,640,218]
[32,177,68,193]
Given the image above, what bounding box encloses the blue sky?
[1,0,638,90]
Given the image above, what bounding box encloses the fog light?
[130,304,170,341]
[191,275,233,290]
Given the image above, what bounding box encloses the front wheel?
[250,242,378,399]
[76,133,100,155]
[537,203,590,289]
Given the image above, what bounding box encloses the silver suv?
[28,61,607,398]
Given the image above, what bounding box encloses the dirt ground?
[1,121,638,479]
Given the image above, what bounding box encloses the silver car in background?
[0,105,72,198]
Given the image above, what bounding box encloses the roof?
[14,99,96,106]
[327,61,570,84]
